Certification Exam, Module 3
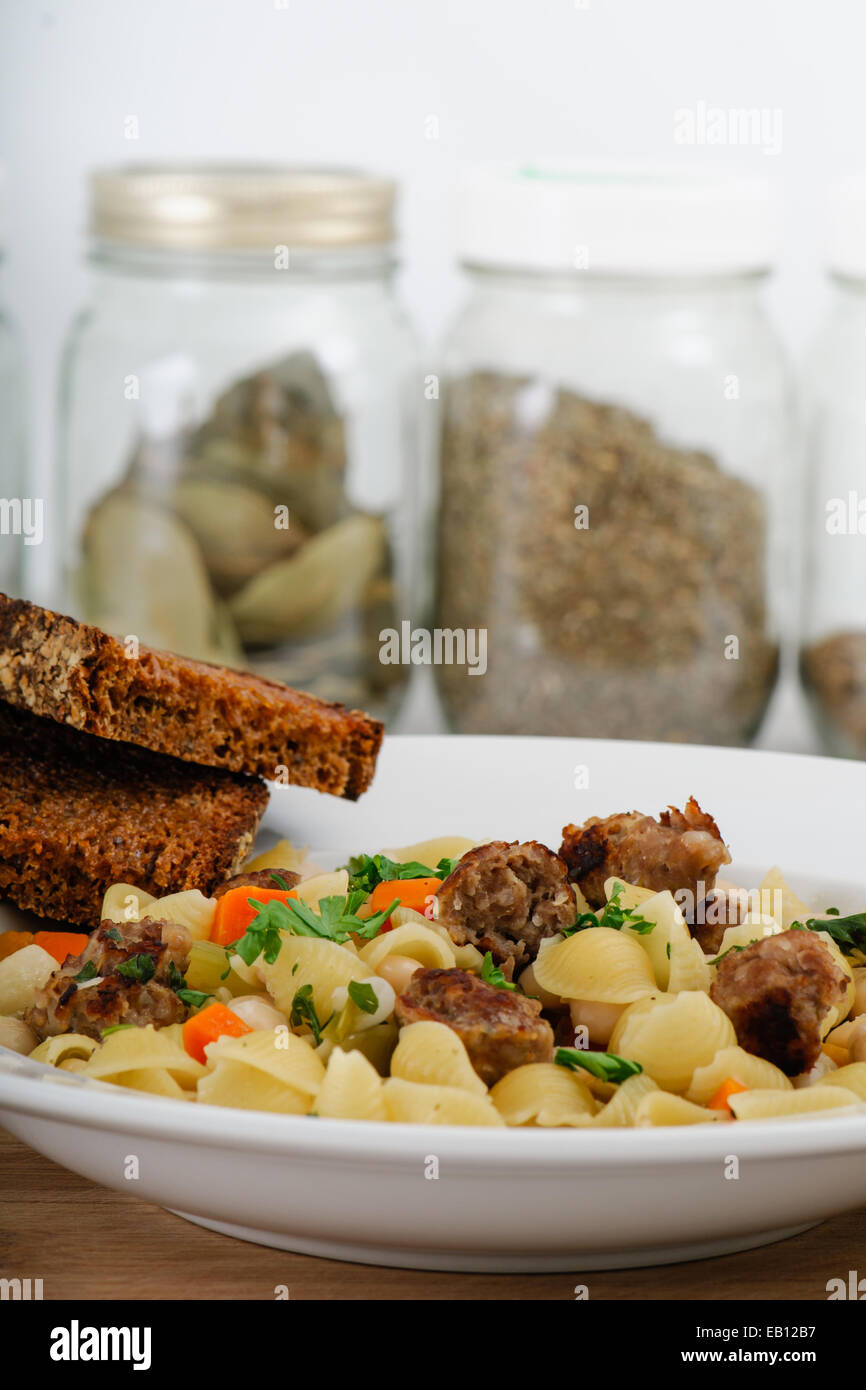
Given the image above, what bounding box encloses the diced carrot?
[367,877,442,926]
[33,931,91,965]
[707,1076,749,1112]
[0,930,34,961]
[182,1001,252,1063]
[822,1042,849,1067]
[210,885,298,947]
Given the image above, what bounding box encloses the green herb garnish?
[480,951,516,990]
[176,988,214,1010]
[564,882,655,936]
[290,984,328,1043]
[115,953,156,983]
[100,1023,134,1037]
[270,873,293,891]
[709,942,747,964]
[102,926,124,946]
[168,960,185,991]
[347,980,379,1014]
[790,911,866,957]
[555,1047,643,1083]
[344,852,458,895]
[73,961,98,983]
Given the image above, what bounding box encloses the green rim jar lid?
[457,164,778,277]
[90,164,396,250]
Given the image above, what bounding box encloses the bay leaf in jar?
[188,351,349,534]
[80,488,241,664]
[169,476,304,598]
[227,513,386,646]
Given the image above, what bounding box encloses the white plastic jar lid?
[457,165,777,277]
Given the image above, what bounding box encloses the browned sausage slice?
[560,797,730,910]
[709,930,849,1076]
[434,840,575,972]
[394,967,554,1086]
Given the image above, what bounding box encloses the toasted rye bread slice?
[0,703,269,927]
[0,594,383,798]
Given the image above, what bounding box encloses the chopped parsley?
[270,872,293,891]
[73,961,98,983]
[175,988,214,1010]
[565,882,655,936]
[480,951,516,991]
[100,1023,134,1037]
[344,852,458,895]
[790,910,866,957]
[229,891,401,968]
[709,942,747,965]
[290,984,328,1043]
[347,980,379,1014]
[102,926,124,946]
[555,1047,643,1084]
[115,953,156,984]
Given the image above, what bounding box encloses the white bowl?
[2,734,866,1272]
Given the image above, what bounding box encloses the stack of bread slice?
[0,595,383,926]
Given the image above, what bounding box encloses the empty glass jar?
[435,168,789,744]
[59,165,419,718]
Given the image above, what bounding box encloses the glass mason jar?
[59,166,419,719]
[800,178,866,756]
[434,169,788,743]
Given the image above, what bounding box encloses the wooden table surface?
[1,1129,859,1300]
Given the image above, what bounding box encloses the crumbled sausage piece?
[394,967,555,1086]
[709,930,850,1076]
[434,840,575,971]
[560,796,730,910]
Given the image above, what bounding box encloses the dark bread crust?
[0,703,269,926]
[0,594,382,798]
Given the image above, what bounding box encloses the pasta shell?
[491,1063,596,1127]
[686,1045,792,1105]
[383,1078,504,1126]
[204,1028,325,1094]
[360,921,456,972]
[84,1023,206,1088]
[609,991,736,1093]
[819,1062,866,1101]
[590,1073,659,1126]
[30,1034,99,1068]
[391,1021,486,1095]
[533,926,657,1004]
[258,935,372,1021]
[101,882,157,923]
[729,1085,862,1120]
[0,945,65,1017]
[634,1092,725,1126]
[316,1047,387,1120]
[198,1060,313,1114]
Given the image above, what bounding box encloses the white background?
[1,0,863,742]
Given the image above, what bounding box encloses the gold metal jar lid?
[90,164,396,250]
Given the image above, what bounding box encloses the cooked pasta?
[382,1077,504,1126]
[0,944,58,1015]
[634,1091,725,1126]
[257,936,373,1020]
[728,1085,862,1120]
[609,992,737,1093]
[685,1045,792,1105]
[316,1047,387,1121]
[391,1021,487,1095]
[198,1029,325,1113]
[84,1023,205,1092]
[360,917,457,972]
[533,926,657,1004]
[491,1063,596,1126]
[590,1073,659,1126]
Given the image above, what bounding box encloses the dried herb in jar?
[434,371,778,743]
